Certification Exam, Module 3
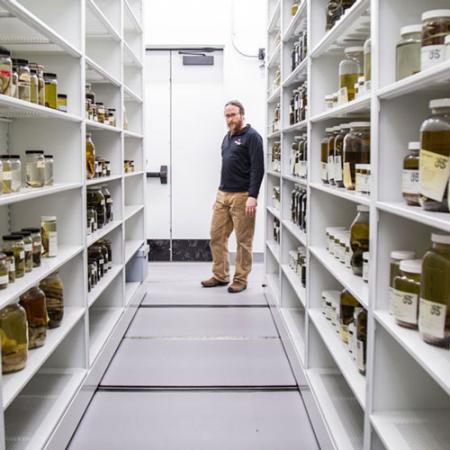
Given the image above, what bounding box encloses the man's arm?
[248,132,265,199]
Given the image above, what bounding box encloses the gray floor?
[68,263,320,450]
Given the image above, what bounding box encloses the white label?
[421,45,445,70]
[25,244,32,252]
[355,173,363,192]
[347,322,355,354]
[420,149,450,202]
[48,231,58,257]
[419,298,447,339]
[36,160,45,169]
[327,156,334,180]
[393,289,418,325]
[99,258,104,265]
[19,251,25,259]
[294,162,301,177]
[337,87,348,105]
[9,259,15,272]
[3,171,11,180]
[356,339,365,372]
[300,161,307,178]
[402,170,420,194]
[321,162,328,181]
[107,198,113,204]
[108,261,112,269]
[334,156,343,182]
[87,226,91,236]
[363,260,369,282]
[0,275,7,285]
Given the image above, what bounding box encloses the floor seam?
[124,336,280,341]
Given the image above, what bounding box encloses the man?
[201,100,264,293]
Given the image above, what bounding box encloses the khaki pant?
[210,190,256,284]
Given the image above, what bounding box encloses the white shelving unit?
[265,1,450,450]
[0,1,145,448]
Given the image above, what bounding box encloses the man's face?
[225,105,243,134]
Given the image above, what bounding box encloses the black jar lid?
[0,154,11,158]
[44,155,53,159]
[0,47,11,57]
[12,231,31,237]
[43,72,57,78]
[58,94,67,99]
[25,150,44,154]
[21,227,40,234]
[10,155,21,159]
[2,234,24,241]
[12,58,29,65]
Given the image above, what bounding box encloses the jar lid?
[12,58,28,65]
[10,155,20,159]
[349,121,371,128]
[108,108,116,112]
[44,155,53,158]
[422,10,450,21]
[357,205,369,212]
[25,150,44,154]
[21,227,40,233]
[0,154,11,158]
[0,47,11,57]
[408,141,420,150]
[390,250,416,260]
[2,234,24,241]
[429,98,450,109]
[344,46,364,54]
[12,231,31,237]
[43,72,57,78]
[400,259,422,274]
[58,94,67,99]
[431,233,450,244]
[363,252,370,259]
[41,216,57,221]
[400,24,422,36]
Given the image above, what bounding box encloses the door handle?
[147,165,168,184]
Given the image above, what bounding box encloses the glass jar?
[363,38,371,87]
[39,271,64,329]
[339,47,363,102]
[95,242,110,273]
[355,164,371,195]
[19,287,48,349]
[10,155,22,193]
[393,259,422,329]
[0,304,28,373]
[98,238,113,270]
[4,250,15,283]
[87,187,106,228]
[421,10,450,70]
[44,72,58,109]
[44,154,54,186]
[57,94,67,113]
[11,63,18,98]
[327,127,340,185]
[89,246,105,279]
[0,252,8,289]
[87,207,97,234]
[107,108,116,127]
[334,123,350,188]
[21,227,42,268]
[30,63,45,106]
[86,83,95,105]
[419,98,450,212]
[399,141,420,207]
[29,68,38,104]
[96,103,106,123]
[419,234,450,347]
[339,289,360,344]
[2,234,25,278]
[0,155,12,194]
[13,59,30,102]
[0,47,12,96]
[123,106,129,130]
[101,185,113,223]
[25,150,45,188]
[355,308,367,375]
[321,128,333,184]
[13,231,33,273]
[343,122,371,190]
[290,91,297,125]
[86,133,96,180]
[350,205,369,276]
[291,1,299,16]
[396,25,422,81]
[41,216,58,257]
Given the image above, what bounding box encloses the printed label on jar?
[421,45,445,70]
[355,173,363,193]
[321,162,328,181]
[334,156,343,182]
[356,340,365,372]
[337,87,348,105]
[0,275,8,285]
[300,161,307,178]
[3,171,12,180]
[48,231,58,257]
[24,244,32,252]
[327,156,334,179]
[402,170,420,194]
[362,261,369,282]
[9,260,15,272]
[393,289,418,325]
[347,322,355,354]
[99,259,104,265]
[419,298,447,339]
[19,251,25,259]
[420,149,450,202]
[100,200,105,206]
[106,198,113,204]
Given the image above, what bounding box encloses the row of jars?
[88,239,113,292]
[291,31,307,73]
[0,271,64,374]
[0,218,57,291]
[290,134,307,179]
[291,185,307,232]
[85,84,117,127]
[321,289,367,375]
[321,122,370,194]
[270,141,281,173]
[326,205,369,278]
[273,218,281,245]
[0,50,67,111]
[397,10,450,81]
[289,82,308,125]
[388,234,450,349]
[0,152,54,195]
[87,185,114,233]
[326,1,357,32]
[289,246,306,289]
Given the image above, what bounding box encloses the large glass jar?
[39,271,64,329]
[363,38,371,87]
[350,205,369,276]
[13,231,33,273]
[0,252,8,290]
[355,308,367,375]
[393,259,422,329]
[343,122,370,190]
[14,59,30,102]
[339,289,360,344]
[421,10,450,70]
[396,25,421,81]
[25,150,46,188]
[44,72,58,109]
[0,304,28,373]
[21,227,42,268]
[2,234,25,278]
[0,47,12,96]
[19,287,48,349]
[4,250,15,283]
[101,185,113,223]
[419,234,450,348]
[30,63,45,106]
[44,154,54,186]
[321,128,333,184]
[327,127,339,185]
[41,216,58,258]
[87,187,106,228]
[402,141,420,206]
[29,68,38,104]
[86,133,96,180]
[419,98,450,212]
[334,123,350,188]
[388,250,416,315]
[0,155,12,194]
[339,47,363,102]
[11,63,18,98]
[10,155,22,193]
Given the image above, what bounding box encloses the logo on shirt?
[234,139,242,145]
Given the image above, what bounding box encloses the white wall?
[144,0,267,253]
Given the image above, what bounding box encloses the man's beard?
[229,120,243,133]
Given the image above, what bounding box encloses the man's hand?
[246,197,257,217]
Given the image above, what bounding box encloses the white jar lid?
[345,46,364,54]
[400,24,422,36]
[349,121,371,128]
[431,233,450,244]
[408,141,420,150]
[429,98,450,109]
[390,250,416,260]
[400,259,422,274]
[363,252,370,259]
[41,216,57,221]
[422,10,450,21]
[357,205,370,212]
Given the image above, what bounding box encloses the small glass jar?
[11,63,18,98]
[2,234,25,279]
[107,108,116,127]
[4,250,15,283]
[29,68,39,104]
[10,155,22,193]
[96,103,106,123]
[388,250,416,315]
[30,63,45,106]
[362,252,369,282]
[41,216,58,257]
[57,94,67,112]
[44,154,54,186]
[419,98,450,212]
[85,99,92,120]
[363,37,371,87]
[25,150,46,188]
[350,205,369,276]
[339,47,363,102]
[19,286,48,349]
[101,185,113,223]
[44,72,58,109]
[421,10,450,70]
[14,59,31,102]
[87,187,106,228]
[0,47,12,96]
[39,271,64,329]
[402,141,420,206]
[0,155,12,194]
[87,208,97,234]
[393,259,422,329]
[0,304,28,373]
[123,106,129,130]
[21,227,42,268]
[0,252,8,289]
[86,133,96,180]
[13,231,33,273]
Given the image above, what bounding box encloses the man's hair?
[225,100,245,115]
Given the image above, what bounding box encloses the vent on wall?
[180,51,214,66]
